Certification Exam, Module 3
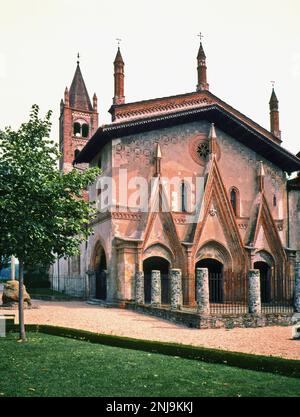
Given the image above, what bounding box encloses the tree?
[0,256,9,274]
[0,105,99,341]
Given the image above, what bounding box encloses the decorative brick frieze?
[112,212,142,221]
[113,96,213,122]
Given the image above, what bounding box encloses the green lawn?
[0,333,299,397]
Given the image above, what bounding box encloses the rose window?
[197,142,209,160]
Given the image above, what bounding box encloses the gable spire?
[113,43,125,105]
[196,34,209,92]
[269,84,281,139]
[64,86,69,107]
[154,142,162,176]
[258,161,265,192]
[208,123,217,156]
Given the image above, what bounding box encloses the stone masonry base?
[126,303,294,329]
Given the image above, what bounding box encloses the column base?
[170,305,182,311]
[151,303,161,308]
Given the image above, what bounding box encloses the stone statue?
[2,280,32,307]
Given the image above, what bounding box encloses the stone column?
[196,268,210,315]
[295,263,300,313]
[151,270,161,307]
[248,269,261,314]
[170,269,182,310]
[135,271,144,305]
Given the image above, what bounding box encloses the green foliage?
[1,332,300,397]
[0,256,10,272]
[0,105,100,267]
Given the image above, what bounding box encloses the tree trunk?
[11,256,16,280]
[18,260,26,341]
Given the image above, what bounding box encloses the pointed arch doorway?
[195,258,224,303]
[94,245,107,300]
[254,261,271,303]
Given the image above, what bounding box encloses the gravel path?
[1,299,299,360]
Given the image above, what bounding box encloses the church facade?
[52,42,300,314]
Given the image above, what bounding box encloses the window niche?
[73,120,89,138]
[229,187,240,216]
[73,122,81,136]
[82,123,89,138]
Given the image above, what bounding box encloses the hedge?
[9,324,300,379]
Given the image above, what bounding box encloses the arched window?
[82,123,89,138]
[73,122,81,136]
[230,187,239,216]
[181,181,187,212]
[273,195,277,207]
[74,149,80,159]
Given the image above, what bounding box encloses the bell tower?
[59,54,98,172]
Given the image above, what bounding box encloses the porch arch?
[253,249,275,268]
[143,256,170,304]
[195,240,232,271]
[143,242,174,266]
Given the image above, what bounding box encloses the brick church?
[53,41,300,316]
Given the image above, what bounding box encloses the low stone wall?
[126,303,294,329]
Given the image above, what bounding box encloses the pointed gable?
[190,156,246,270]
[140,178,184,267]
[69,64,93,111]
[245,193,286,262]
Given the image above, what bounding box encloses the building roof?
[109,90,282,144]
[74,90,300,174]
[69,64,93,111]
